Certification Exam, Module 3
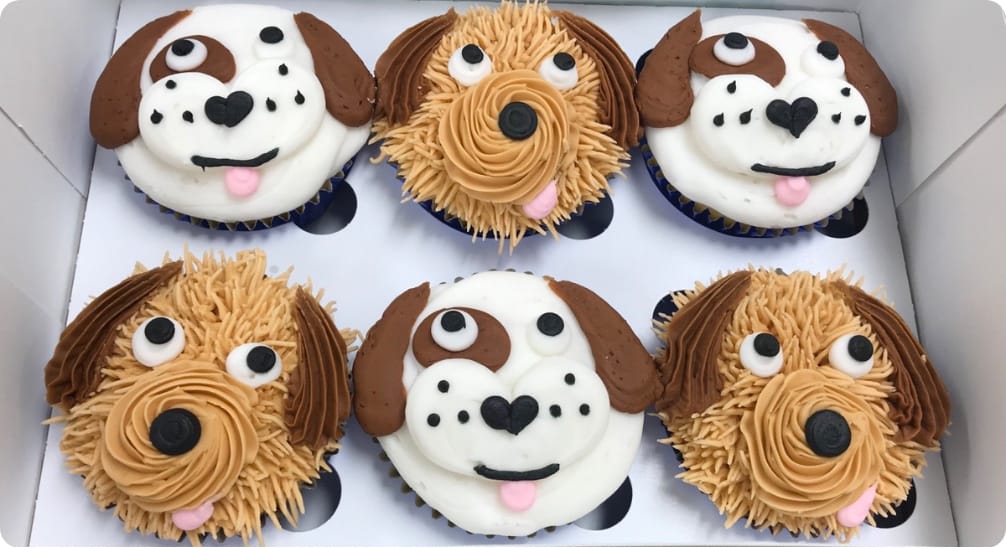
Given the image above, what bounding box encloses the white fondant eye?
[166,38,207,72]
[226,343,282,388]
[739,332,783,377]
[432,310,478,352]
[714,32,755,66]
[539,52,578,90]
[802,40,846,78]
[132,316,185,367]
[829,333,874,378]
[448,44,492,86]
[527,312,572,356]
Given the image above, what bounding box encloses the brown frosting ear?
[352,283,431,436]
[554,11,641,149]
[636,10,702,129]
[294,12,376,127]
[44,261,183,412]
[90,10,191,149]
[374,9,458,126]
[804,19,898,137]
[286,288,352,450]
[830,282,950,446]
[654,271,752,422]
[548,279,657,414]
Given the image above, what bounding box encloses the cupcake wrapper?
[124,158,356,231]
[640,138,857,238]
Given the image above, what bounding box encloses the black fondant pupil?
[144,317,175,344]
[753,333,780,357]
[149,408,201,456]
[723,32,749,50]
[461,44,484,64]
[246,346,276,373]
[438,380,450,393]
[427,413,441,427]
[440,310,466,332]
[553,52,576,71]
[847,335,874,362]
[537,313,564,336]
[260,26,284,44]
[458,410,470,423]
[171,39,195,57]
[550,404,562,418]
[817,40,840,61]
[579,404,590,416]
[805,409,851,457]
[564,373,576,385]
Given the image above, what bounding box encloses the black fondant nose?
[766,97,818,138]
[498,102,538,141]
[205,91,254,128]
[805,409,851,457]
[480,395,539,435]
[149,408,202,456]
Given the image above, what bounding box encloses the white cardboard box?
[1,0,1003,546]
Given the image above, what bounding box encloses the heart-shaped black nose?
[766,97,818,138]
[804,409,851,457]
[204,91,254,128]
[498,102,538,141]
[480,395,539,435]
[149,408,201,456]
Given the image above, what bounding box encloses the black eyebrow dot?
[740,109,752,125]
[182,111,194,123]
[295,91,305,105]
[150,110,163,124]
[855,115,867,126]
[726,80,736,94]
[713,113,725,127]
[278,64,289,76]
[832,113,842,124]
[165,80,177,89]
[841,87,851,97]
[437,380,450,393]
[266,98,277,112]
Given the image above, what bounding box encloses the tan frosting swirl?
[440,70,572,205]
[99,362,259,512]
[740,369,884,517]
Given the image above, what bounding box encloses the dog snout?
[804,409,851,457]
[480,395,539,435]
[149,408,202,456]
[498,101,538,141]
[766,97,818,138]
[204,91,254,128]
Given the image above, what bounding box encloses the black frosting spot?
[726,80,737,94]
[550,405,562,418]
[279,64,289,76]
[427,413,441,427]
[247,346,276,373]
[461,44,484,64]
[144,317,174,344]
[537,313,564,336]
[295,91,306,105]
[817,40,840,61]
[438,380,450,393]
[182,111,194,123]
[723,32,748,50]
[166,79,177,89]
[841,87,851,97]
[553,52,576,71]
[832,113,842,124]
[713,113,725,127]
[848,335,874,361]
[266,98,277,112]
[150,110,163,124]
[458,410,470,424]
[754,333,780,357]
[579,404,590,416]
[564,373,576,385]
[171,39,195,57]
[440,310,466,332]
[260,26,284,44]
[739,109,752,125]
[855,114,867,126]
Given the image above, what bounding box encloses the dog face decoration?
[353,272,657,535]
[90,5,375,229]
[44,251,353,543]
[653,269,949,540]
[637,11,897,233]
[372,2,640,248]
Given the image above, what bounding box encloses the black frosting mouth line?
[191,148,279,169]
[474,463,560,482]
[751,161,837,177]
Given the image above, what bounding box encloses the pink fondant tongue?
[522,181,558,220]
[773,176,811,207]
[836,484,878,528]
[224,167,260,198]
[171,500,215,531]
[499,481,537,512]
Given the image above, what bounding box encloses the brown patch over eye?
[412,307,510,370]
[689,34,785,87]
[150,35,236,83]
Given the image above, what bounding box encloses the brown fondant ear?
[44,261,183,411]
[374,9,457,126]
[294,12,376,127]
[636,10,702,128]
[804,19,898,137]
[89,10,191,149]
[654,271,752,422]
[555,11,641,149]
[286,288,352,450]
[548,279,657,413]
[830,282,950,446]
[352,283,431,436]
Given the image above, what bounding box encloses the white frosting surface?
[114,4,371,223]
[645,15,883,229]
[379,272,645,536]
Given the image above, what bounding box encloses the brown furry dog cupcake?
[44,250,354,544]
[653,269,950,541]
[372,1,640,249]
